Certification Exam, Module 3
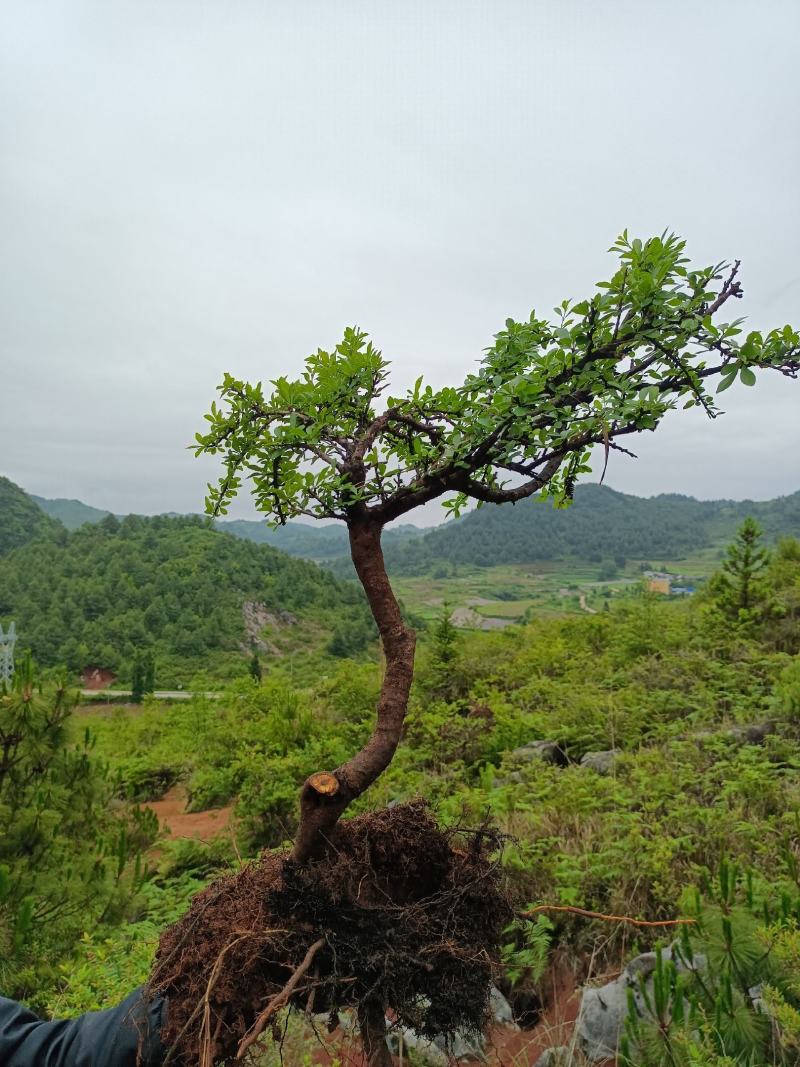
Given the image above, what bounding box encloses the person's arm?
[0,987,166,1067]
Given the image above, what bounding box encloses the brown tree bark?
[357,999,393,1067]
[291,518,416,863]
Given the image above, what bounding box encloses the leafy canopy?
[196,232,799,525]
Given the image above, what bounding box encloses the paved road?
[80,689,219,701]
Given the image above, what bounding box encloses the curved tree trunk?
[291,518,416,863]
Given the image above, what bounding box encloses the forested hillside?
[0,514,374,684]
[0,476,60,554]
[30,489,421,560]
[219,516,420,560]
[31,494,113,529]
[383,484,800,574]
[29,484,800,570]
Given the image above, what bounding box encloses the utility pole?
[0,621,16,686]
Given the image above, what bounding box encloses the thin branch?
[235,938,326,1060]
[519,905,696,928]
[704,260,742,318]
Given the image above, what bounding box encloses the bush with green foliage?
[0,656,157,1007]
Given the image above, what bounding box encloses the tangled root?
[148,800,512,1065]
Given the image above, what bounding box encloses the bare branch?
[704,260,743,318]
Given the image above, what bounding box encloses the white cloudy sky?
[2,0,799,525]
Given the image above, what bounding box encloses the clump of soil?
[149,800,512,1065]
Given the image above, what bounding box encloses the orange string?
[519,905,696,928]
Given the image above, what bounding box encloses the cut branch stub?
[291,772,351,863]
[307,772,340,797]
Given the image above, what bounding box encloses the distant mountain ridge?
[24,482,800,572]
[31,492,422,561]
[31,495,113,529]
[220,518,421,561]
[381,484,800,574]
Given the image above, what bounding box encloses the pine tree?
[249,651,262,684]
[432,601,459,667]
[0,653,155,998]
[428,601,462,701]
[130,654,144,703]
[714,517,769,625]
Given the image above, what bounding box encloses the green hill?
[29,493,420,560]
[0,514,374,686]
[220,517,420,560]
[382,484,800,574]
[25,482,800,577]
[31,494,113,529]
[0,476,60,555]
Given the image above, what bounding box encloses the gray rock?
[749,983,768,1015]
[447,1029,486,1062]
[510,740,565,766]
[576,946,706,1061]
[579,749,620,774]
[491,771,523,789]
[489,985,518,1027]
[335,985,513,1065]
[386,1029,449,1065]
[533,1048,576,1067]
[727,721,776,744]
[578,973,630,1059]
[387,1025,485,1064]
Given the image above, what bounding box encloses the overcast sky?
[2,0,798,526]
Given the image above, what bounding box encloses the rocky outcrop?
[575,947,705,1061]
[579,749,619,774]
[726,720,776,744]
[510,740,568,766]
[240,600,296,654]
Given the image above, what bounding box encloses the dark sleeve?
[0,987,166,1067]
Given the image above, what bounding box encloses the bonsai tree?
[196,231,798,862]
[155,232,798,1066]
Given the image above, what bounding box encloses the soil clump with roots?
[148,800,512,1065]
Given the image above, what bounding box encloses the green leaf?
[739,367,756,387]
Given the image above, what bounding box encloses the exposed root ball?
[148,801,512,1065]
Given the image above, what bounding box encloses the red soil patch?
[488,960,582,1065]
[146,787,234,843]
[81,666,117,690]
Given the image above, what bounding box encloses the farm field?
[392,550,723,628]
